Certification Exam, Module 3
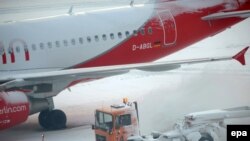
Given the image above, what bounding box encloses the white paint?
[1,91,28,104]
[0,4,154,72]
[0,105,27,115]
[0,1,249,141]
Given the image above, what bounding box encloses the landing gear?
[38,109,67,130]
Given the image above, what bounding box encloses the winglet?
[233,47,249,65]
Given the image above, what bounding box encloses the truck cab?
[93,100,140,141]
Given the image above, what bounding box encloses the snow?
[0,1,250,141]
[1,91,28,104]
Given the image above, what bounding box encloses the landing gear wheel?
[48,110,67,130]
[38,109,67,130]
[38,110,50,129]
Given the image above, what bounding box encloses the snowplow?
[129,106,250,141]
[93,99,250,141]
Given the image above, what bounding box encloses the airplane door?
[156,10,177,46]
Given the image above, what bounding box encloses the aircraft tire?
[38,109,67,130]
[48,109,67,130]
[38,110,51,129]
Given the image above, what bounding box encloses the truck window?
[119,114,131,126]
[95,111,113,131]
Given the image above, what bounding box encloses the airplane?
[0,0,250,131]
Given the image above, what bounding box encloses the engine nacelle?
[0,91,29,130]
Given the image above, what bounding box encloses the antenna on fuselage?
[68,5,74,15]
[130,0,134,7]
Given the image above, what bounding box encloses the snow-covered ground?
[0,1,250,141]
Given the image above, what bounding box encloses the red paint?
[0,91,29,130]
[157,10,177,45]
[8,39,29,63]
[25,50,30,61]
[233,46,249,65]
[2,52,6,64]
[0,42,6,64]
[1,0,250,131]
[74,1,250,69]
[10,49,15,63]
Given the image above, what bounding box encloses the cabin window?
[118,32,122,39]
[102,34,107,41]
[0,47,4,55]
[95,35,99,42]
[148,27,153,35]
[140,28,145,35]
[110,33,114,40]
[24,45,28,50]
[55,41,60,47]
[47,42,52,48]
[71,39,76,45]
[133,30,138,36]
[79,37,83,44]
[87,36,91,42]
[15,46,20,53]
[63,40,68,46]
[40,43,44,49]
[125,31,130,37]
[32,44,36,50]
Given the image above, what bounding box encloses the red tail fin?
[233,47,249,65]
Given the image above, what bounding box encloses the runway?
[0,0,250,141]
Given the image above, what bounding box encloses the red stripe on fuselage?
[74,2,248,68]
[2,53,6,64]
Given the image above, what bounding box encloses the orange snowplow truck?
[92,99,140,141]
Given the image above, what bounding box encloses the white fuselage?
[0,4,153,74]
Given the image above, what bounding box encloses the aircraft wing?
[0,47,248,96]
[202,10,250,20]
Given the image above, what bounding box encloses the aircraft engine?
[0,91,29,130]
